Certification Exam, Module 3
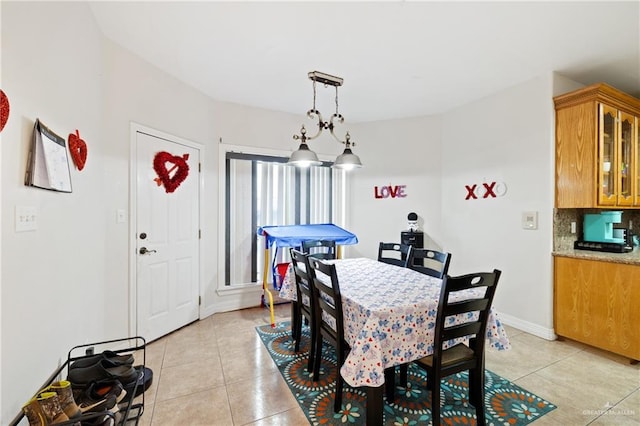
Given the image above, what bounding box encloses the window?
[225,152,346,286]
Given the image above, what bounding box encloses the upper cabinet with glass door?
[554,83,640,209]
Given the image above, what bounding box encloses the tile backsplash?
[554,208,640,251]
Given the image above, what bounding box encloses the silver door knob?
[139,247,157,255]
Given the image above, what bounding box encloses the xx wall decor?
[465,181,507,200]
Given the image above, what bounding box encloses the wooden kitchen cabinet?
[554,83,640,208]
[554,256,640,361]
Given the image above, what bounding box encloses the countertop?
[553,247,640,265]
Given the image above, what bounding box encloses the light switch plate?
[522,211,538,230]
[116,209,127,224]
[15,205,37,232]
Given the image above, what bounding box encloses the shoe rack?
[8,336,147,426]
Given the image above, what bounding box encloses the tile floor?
[134,304,640,425]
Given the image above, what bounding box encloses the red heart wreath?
[68,129,88,171]
[153,151,190,193]
[0,90,9,133]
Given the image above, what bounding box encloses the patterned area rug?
[256,322,556,425]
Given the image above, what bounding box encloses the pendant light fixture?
[288,71,362,170]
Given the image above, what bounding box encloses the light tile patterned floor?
[135,304,640,425]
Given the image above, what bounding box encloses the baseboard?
[497,312,557,341]
[200,285,269,318]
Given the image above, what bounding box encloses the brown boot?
[22,397,47,426]
[36,392,69,424]
[46,380,82,419]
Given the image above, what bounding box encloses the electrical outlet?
[570,222,577,234]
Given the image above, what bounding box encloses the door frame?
[128,122,205,338]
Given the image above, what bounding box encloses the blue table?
[257,223,358,325]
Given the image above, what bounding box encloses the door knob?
[139,247,157,255]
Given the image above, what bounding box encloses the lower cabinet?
[554,256,640,361]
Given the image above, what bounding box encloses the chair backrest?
[307,257,345,347]
[433,269,501,370]
[302,240,337,260]
[409,249,452,278]
[290,249,314,310]
[377,242,413,267]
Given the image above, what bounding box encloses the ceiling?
[88,1,640,123]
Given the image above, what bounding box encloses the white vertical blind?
[227,155,347,287]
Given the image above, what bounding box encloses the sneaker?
[74,380,125,414]
[92,380,127,405]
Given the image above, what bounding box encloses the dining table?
[279,257,511,426]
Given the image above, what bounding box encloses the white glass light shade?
[333,147,362,170]
[288,143,321,167]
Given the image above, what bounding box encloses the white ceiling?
[88,1,640,123]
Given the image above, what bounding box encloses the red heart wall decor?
[153,151,190,193]
[0,90,10,133]
[68,129,88,171]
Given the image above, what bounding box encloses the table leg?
[366,385,384,426]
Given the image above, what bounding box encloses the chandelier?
[288,71,363,170]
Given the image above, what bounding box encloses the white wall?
[0,1,587,421]
[440,75,556,337]
[348,116,444,259]
[1,2,107,421]
[0,2,307,421]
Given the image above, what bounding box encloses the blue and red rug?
[257,322,556,425]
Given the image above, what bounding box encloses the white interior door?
[134,129,200,342]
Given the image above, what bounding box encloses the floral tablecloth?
[280,257,511,388]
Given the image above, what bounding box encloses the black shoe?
[77,411,116,426]
[68,359,139,387]
[70,350,134,370]
[74,379,126,415]
[120,366,152,403]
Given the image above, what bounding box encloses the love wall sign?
[374,184,407,199]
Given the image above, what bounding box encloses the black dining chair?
[404,269,502,426]
[302,239,337,260]
[397,249,452,388]
[377,242,413,267]
[409,248,451,278]
[307,257,350,413]
[289,249,318,374]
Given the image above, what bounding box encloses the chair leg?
[312,333,323,381]
[469,367,486,424]
[334,345,347,413]
[399,364,408,387]
[307,316,316,373]
[334,374,344,413]
[292,304,301,352]
[431,375,441,426]
[384,368,396,402]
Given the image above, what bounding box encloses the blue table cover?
[257,223,358,248]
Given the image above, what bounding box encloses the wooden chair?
[302,239,337,260]
[409,248,451,278]
[397,249,452,387]
[377,242,413,267]
[412,269,501,426]
[307,257,349,413]
[289,249,317,373]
